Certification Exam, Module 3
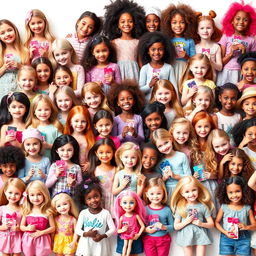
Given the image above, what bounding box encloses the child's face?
[117,90,134,112]
[148,42,164,63]
[96,144,114,164]
[29,16,45,36]
[18,71,36,92]
[76,16,95,39]
[70,113,87,133]
[94,118,113,137]
[146,186,164,205]
[142,147,158,170]
[118,12,134,35]
[0,23,16,44]
[197,20,214,40]
[56,143,74,162]
[0,163,16,177]
[155,138,173,155]
[55,70,72,87]
[34,100,51,122]
[120,195,136,213]
[36,63,51,83]
[242,97,256,118]
[92,42,110,65]
[193,92,211,110]
[171,13,186,37]
[54,49,72,66]
[85,189,101,210]
[219,89,238,112]
[232,11,249,34]
[181,182,198,204]
[8,100,27,120]
[172,123,190,145]
[241,61,256,83]
[190,60,208,80]
[56,92,73,112]
[55,197,71,215]
[155,87,172,106]
[28,187,44,206]
[4,184,22,204]
[146,14,160,32]
[121,149,138,169]
[145,112,162,132]
[228,156,243,176]
[84,91,102,109]
[24,138,41,156]
[212,137,230,156]
[194,118,211,138]
[245,126,256,146]
[227,183,242,205]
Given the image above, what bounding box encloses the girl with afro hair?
[103,0,145,82]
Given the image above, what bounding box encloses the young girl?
[216,176,256,256]
[138,31,177,100]
[103,0,145,81]
[152,128,191,199]
[108,82,145,144]
[64,105,95,172]
[20,180,55,256]
[150,79,184,127]
[17,65,37,101]
[161,3,197,82]
[82,35,121,94]
[26,94,63,159]
[112,142,145,197]
[115,190,146,256]
[195,11,223,77]
[0,146,25,188]
[46,135,82,196]
[93,109,121,149]
[88,138,116,216]
[18,128,50,184]
[51,38,85,96]
[237,52,256,91]
[0,178,26,255]
[53,65,73,87]
[51,192,79,256]
[143,178,174,256]
[24,9,55,62]
[145,6,161,32]
[0,19,29,100]
[75,177,115,256]
[141,101,168,142]
[0,92,30,147]
[82,82,111,120]
[32,57,53,94]
[170,176,214,256]
[66,11,102,64]
[179,53,216,106]
[217,2,256,86]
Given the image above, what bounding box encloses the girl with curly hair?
[103,0,145,82]
[161,3,197,83]
[216,1,256,86]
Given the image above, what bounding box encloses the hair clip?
[25,10,33,24]
[84,184,89,189]
[133,145,139,150]
[19,191,28,205]
[52,189,71,198]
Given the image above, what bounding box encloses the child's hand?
[193,104,206,114]
[38,47,48,57]
[1,223,9,231]
[128,126,137,137]
[177,50,187,59]
[104,73,113,84]
[95,81,103,87]
[29,45,36,58]
[192,219,202,227]
[48,83,58,94]
[225,230,236,239]
[81,162,89,173]
[240,134,255,148]
[5,134,16,143]
[220,153,233,165]
[27,224,36,231]
[93,234,106,242]
[28,169,35,178]
[66,33,72,38]
[145,225,157,233]
[38,169,46,179]
[68,241,76,249]
[193,171,199,179]
[238,223,247,230]
[149,76,159,88]
[154,222,164,230]
[133,233,140,240]
[84,228,98,238]
[185,215,194,225]
[30,230,44,238]
[55,166,64,177]
[120,224,129,233]
[137,174,146,186]
[188,87,198,98]
[120,177,130,189]
[122,126,130,138]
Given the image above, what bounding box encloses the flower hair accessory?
[133,145,139,150]
[84,184,89,189]
[25,10,33,24]
[19,192,28,205]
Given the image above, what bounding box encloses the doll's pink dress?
[22,214,52,256]
[120,214,140,239]
[0,205,22,253]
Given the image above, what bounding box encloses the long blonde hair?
[170,176,214,218]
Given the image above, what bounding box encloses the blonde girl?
[51,39,85,96]
[170,176,214,256]
[20,180,55,256]
[24,9,55,62]
[26,94,63,159]
[150,79,184,128]
[17,65,37,101]
[0,178,26,255]
[0,19,29,99]
[51,192,79,256]
[143,178,174,256]
[112,142,145,197]
[180,53,215,106]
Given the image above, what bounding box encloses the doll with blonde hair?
[170,176,214,256]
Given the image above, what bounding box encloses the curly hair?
[103,0,146,40]
[107,80,145,115]
[237,51,256,67]
[138,31,176,65]
[221,2,256,37]
[217,176,254,205]
[161,3,197,39]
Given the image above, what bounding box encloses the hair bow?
[25,10,33,24]
[19,192,28,206]
[234,35,242,40]
[133,145,139,150]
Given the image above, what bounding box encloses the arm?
[193,216,214,229]
[69,218,79,249]
[112,172,129,196]
[221,45,234,66]
[218,153,232,179]
[238,209,256,231]
[105,211,116,237]
[181,85,197,106]
[174,215,193,231]
[248,171,256,191]
[136,174,146,197]
[210,45,223,72]
[215,208,228,236]
[74,65,85,97]
[133,214,145,240]
[45,164,59,188]
[113,64,122,84]
[30,214,55,238]
[20,215,36,232]
[138,65,152,95]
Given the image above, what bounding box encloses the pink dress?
[0,205,22,253]
[22,215,52,256]
[120,214,140,239]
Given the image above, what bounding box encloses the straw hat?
[237,87,256,107]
